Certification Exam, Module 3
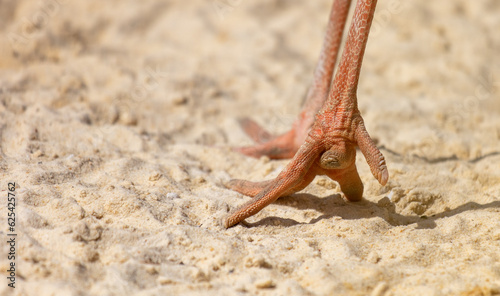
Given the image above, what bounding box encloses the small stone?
[255,278,274,289]
[73,219,103,242]
[367,251,381,264]
[173,95,189,105]
[145,265,159,275]
[149,172,161,181]
[157,276,174,285]
[244,254,271,268]
[388,187,405,203]
[91,208,104,219]
[193,176,206,184]
[167,192,180,199]
[32,150,43,158]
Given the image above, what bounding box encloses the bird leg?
[224,0,387,228]
[233,0,353,159]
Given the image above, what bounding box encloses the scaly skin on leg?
[226,163,320,199]
[234,0,352,159]
[235,125,298,159]
[225,179,275,197]
[223,140,322,228]
[224,0,388,228]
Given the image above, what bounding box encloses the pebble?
[255,278,274,289]
[167,192,180,199]
[149,172,162,181]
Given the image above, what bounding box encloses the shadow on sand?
[242,192,500,229]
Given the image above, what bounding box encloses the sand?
[1,0,499,295]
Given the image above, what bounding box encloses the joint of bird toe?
[319,142,356,170]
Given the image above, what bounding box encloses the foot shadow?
[244,192,500,229]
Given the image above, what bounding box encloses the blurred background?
[0,0,499,160]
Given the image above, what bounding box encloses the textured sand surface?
[1,0,500,295]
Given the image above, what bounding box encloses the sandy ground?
[1,0,500,295]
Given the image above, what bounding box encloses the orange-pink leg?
[223,142,321,228]
[225,179,275,197]
[324,165,363,202]
[226,160,320,198]
[234,0,352,159]
[234,125,298,159]
[224,0,387,228]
